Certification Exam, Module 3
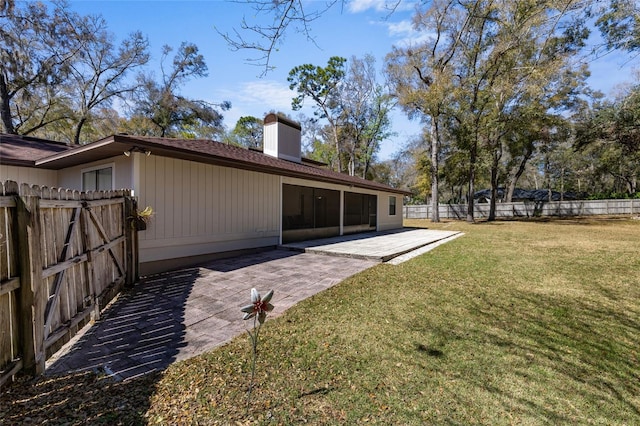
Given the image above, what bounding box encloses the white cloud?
[235,80,294,110]
[375,19,436,48]
[386,19,414,37]
[214,79,312,128]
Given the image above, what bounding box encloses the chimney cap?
[264,113,301,131]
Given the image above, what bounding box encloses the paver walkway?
[46,228,462,381]
[46,250,377,381]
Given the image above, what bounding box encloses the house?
[1,114,409,275]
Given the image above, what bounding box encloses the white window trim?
[389,196,397,216]
[81,162,115,191]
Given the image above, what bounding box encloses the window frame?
[81,163,115,192]
[389,196,397,216]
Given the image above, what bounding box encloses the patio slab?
[280,228,462,262]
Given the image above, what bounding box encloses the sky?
[67,0,638,160]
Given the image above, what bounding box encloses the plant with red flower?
[240,288,274,412]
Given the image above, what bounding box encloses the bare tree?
[0,1,82,135]
[131,42,230,138]
[218,0,342,75]
[340,54,394,178]
[65,14,149,144]
[1,1,150,143]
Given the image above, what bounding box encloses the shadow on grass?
[415,343,445,357]
[466,289,640,420]
[476,216,636,225]
[0,370,162,424]
[392,276,640,423]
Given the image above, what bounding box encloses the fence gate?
[41,194,129,356]
[0,182,138,387]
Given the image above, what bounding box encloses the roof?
[0,134,73,167]
[24,134,410,195]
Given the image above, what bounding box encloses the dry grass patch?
[2,217,639,425]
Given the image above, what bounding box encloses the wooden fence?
[0,181,138,387]
[404,199,640,220]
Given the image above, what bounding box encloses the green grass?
[2,217,639,425]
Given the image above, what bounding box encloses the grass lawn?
[1,217,639,425]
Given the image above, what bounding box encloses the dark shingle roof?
[33,134,411,195]
[0,134,73,167]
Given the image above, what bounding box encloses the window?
[389,196,397,216]
[82,166,113,191]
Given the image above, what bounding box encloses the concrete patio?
[280,228,462,262]
[46,228,462,381]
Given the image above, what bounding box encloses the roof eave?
[34,136,118,167]
[32,134,411,195]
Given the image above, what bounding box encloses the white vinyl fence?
[404,199,640,220]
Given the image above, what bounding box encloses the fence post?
[15,188,45,376]
[124,195,139,286]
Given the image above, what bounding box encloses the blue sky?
[67,0,638,160]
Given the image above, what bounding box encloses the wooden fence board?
[0,359,22,389]
[0,186,18,385]
[43,207,81,339]
[16,189,46,375]
[0,293,12,371]
[0,203,8,282]
[0,277,19,297]
[0,181,137,386]
[7,203,18,284]
[0,192,19,383]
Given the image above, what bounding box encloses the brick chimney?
[263,113,301,163]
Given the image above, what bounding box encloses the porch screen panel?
[344,192,377,227]
[283,184,313,230]
[282,184,339,230]
[313,188,340,228]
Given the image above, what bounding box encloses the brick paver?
[46,250,376,381]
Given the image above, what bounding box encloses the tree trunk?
[488,141,502,221]
[430,119,440,223]
[506,144,533,202]
[488,154,499,221]
[72,117,87,145]
[331,121,343,173]
[467,141,477,223]
[0,74,16,134]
